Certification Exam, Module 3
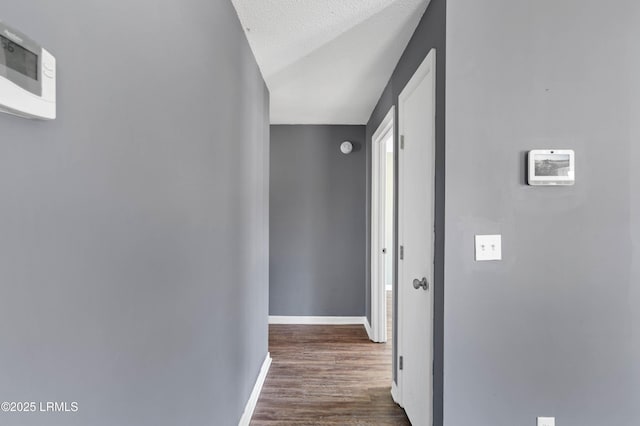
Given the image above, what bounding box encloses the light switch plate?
[537,417,555,426]
[475,235,502,261]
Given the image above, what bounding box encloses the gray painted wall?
[445,0,640,425]
[365,0,446,423]
[0,2,269,425]
[270,125,366,316]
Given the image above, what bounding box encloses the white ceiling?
[231,0,430,124]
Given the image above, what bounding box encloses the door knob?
[413,277,429,291]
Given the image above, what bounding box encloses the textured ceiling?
[231,0,430,124]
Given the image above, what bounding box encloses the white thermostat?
[528,149,575,186]
[0,21,56,120]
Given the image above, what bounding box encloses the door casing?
[370,106,395,343]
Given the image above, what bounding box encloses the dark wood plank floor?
[251,291,410,425]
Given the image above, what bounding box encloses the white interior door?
[397,49,436,426]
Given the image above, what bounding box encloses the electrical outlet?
[537,417,555,426]
[475,234,502,261]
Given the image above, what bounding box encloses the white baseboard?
[364,318,374,341]
[268,316,367,325]
[391,380,402,407]
[238,352,272,426]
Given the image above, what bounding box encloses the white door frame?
[396,48,436,411]
[370,106,395,343]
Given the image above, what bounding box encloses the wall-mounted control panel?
[528,150,574,186]
[0,21,56,119]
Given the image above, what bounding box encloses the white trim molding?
[364,318,374,340]
[370,105,395,344]
[268,316,367,325]
[238,353,272,426]
[391,380,402,407]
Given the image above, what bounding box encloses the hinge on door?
[400,245,404,260]
[400,135,405,149]
[399,356,404,370]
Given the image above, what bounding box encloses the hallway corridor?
[251,292,408,425]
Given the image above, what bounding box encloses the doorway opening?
[371,107,395,344]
